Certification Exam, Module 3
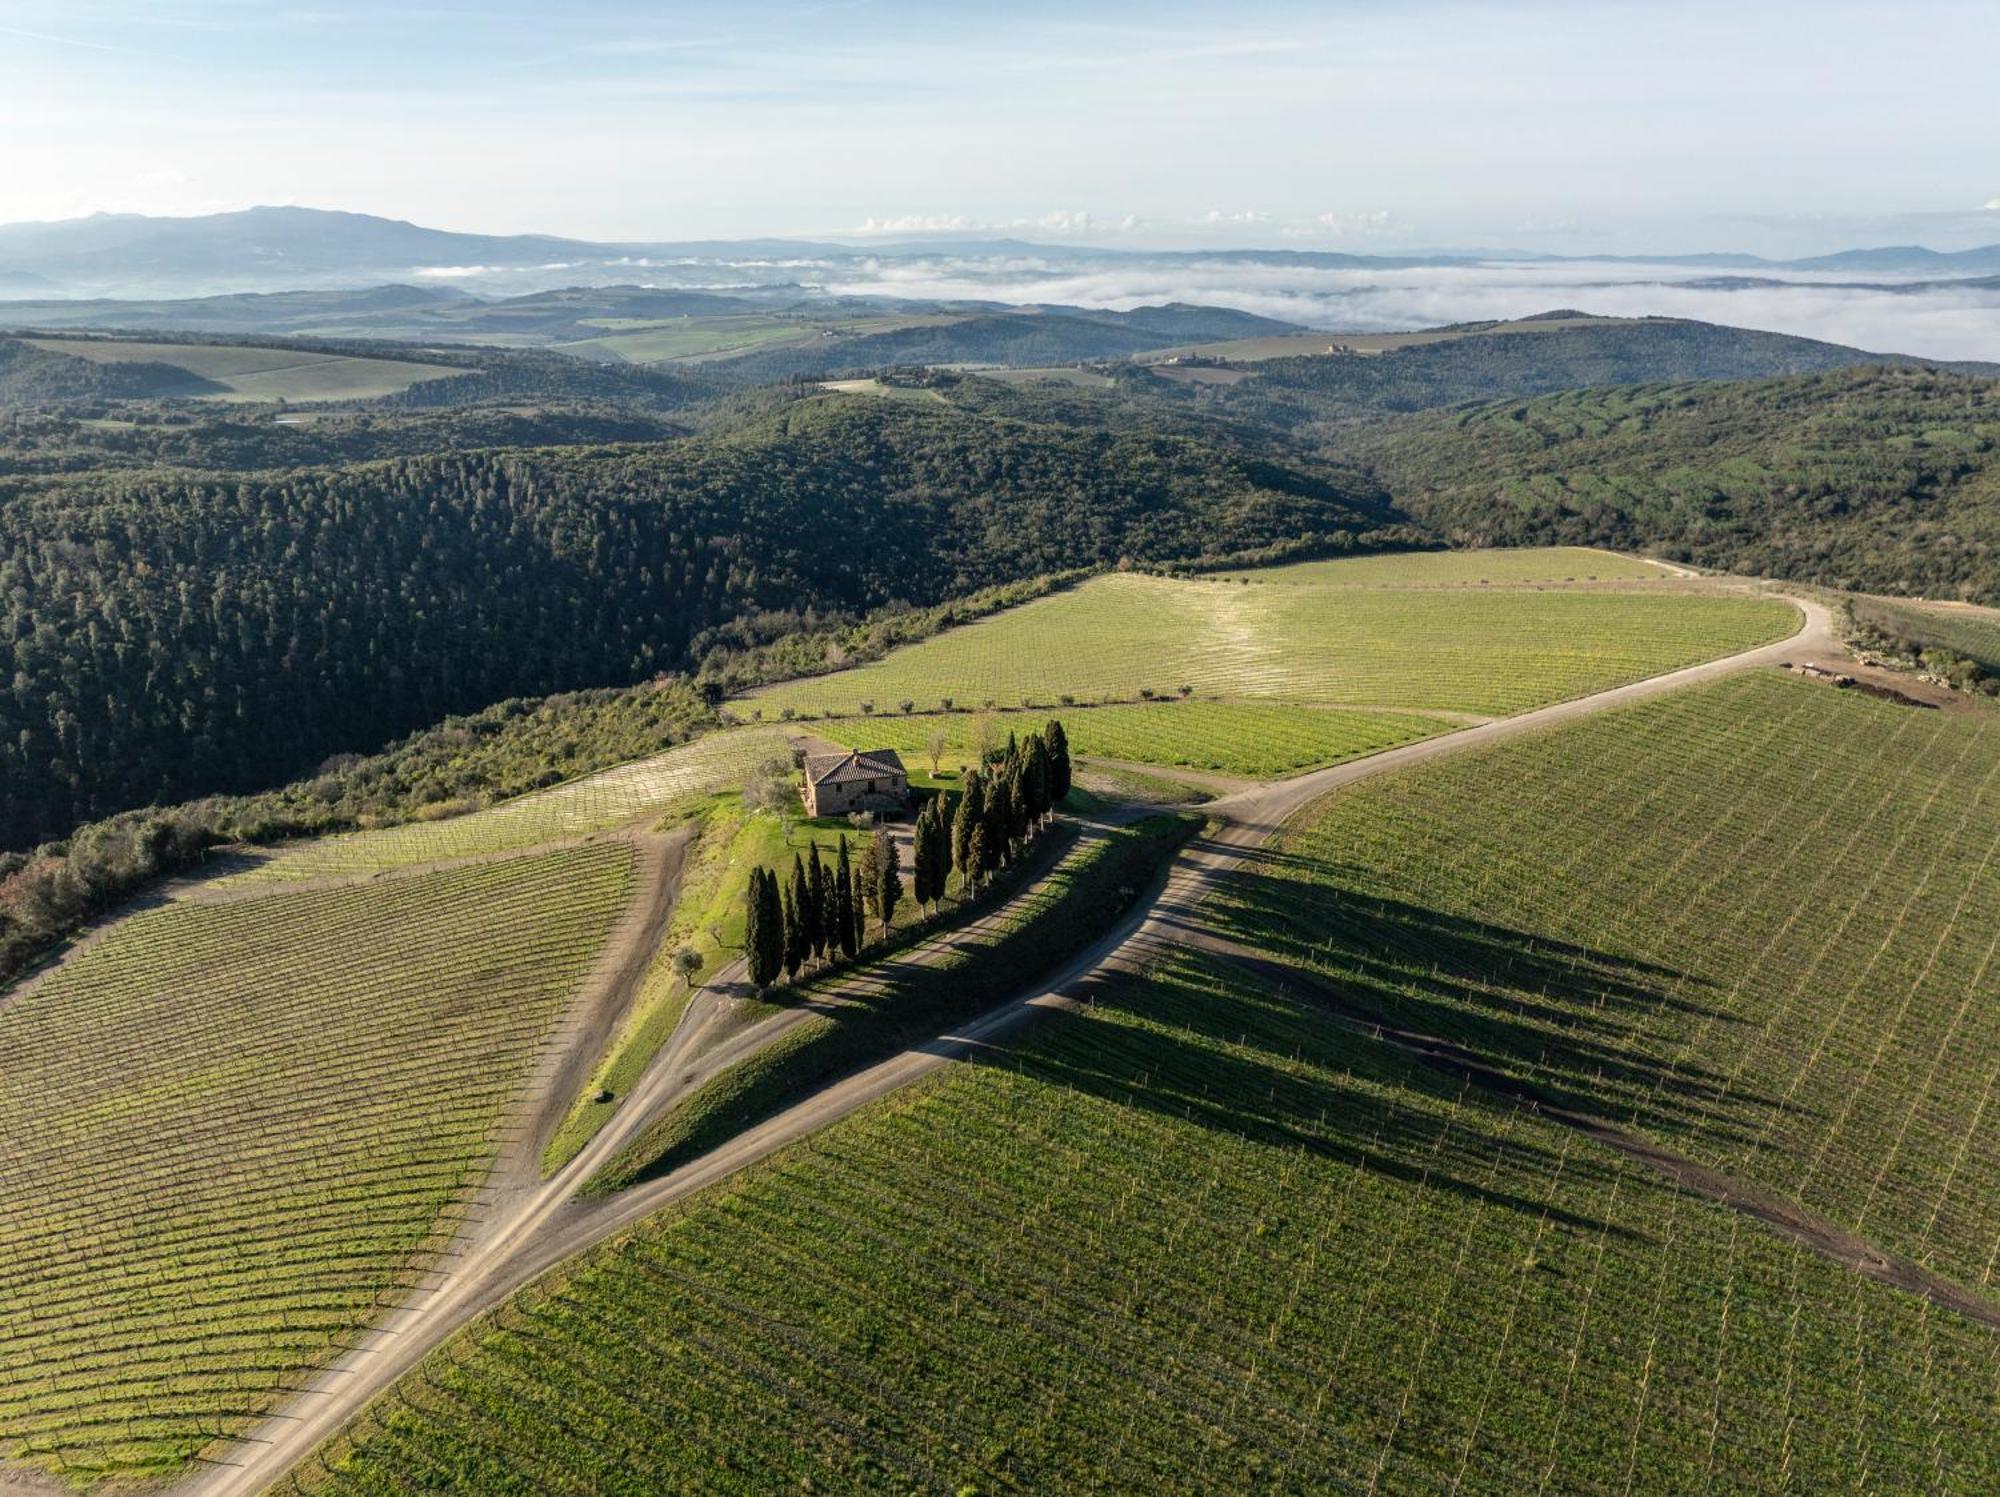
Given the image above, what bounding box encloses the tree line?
[742,720,1070,989]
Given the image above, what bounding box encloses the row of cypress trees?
[741,718,1070,991]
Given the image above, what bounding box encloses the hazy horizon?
[4,0,1998,259]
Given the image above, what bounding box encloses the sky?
[2,0,1998,256]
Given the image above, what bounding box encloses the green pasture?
[750,557,1796,723]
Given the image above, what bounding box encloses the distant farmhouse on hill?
[802,748,911,818]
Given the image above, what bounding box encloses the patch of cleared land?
[0,844,634,1485]
[21,336,462,402]
[215,726,787,885]
[750,551,1795,723]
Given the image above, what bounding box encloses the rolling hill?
[1353,365,2000,602]
[0,394,1400,849]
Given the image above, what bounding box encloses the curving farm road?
[188,589,1831,1497]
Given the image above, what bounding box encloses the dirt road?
[187,592,1833,1497]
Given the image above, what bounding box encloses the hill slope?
[273,676,2000,1497]
[1161,316,1999,429]
[1354,366,2000,601]
[0,396,1396,847]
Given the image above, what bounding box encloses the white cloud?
[1204,208,1270,226]
[1986,198,2000,211]
[855,214,980,234]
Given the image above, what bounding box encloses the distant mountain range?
[5,206,2000,298]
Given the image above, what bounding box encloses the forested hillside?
[0,395,1397,846]
[1354,366,2000,600]
[1150,317,1992,431]
[0,403,692,477]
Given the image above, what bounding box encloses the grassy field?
[283,943,2000,1496]
[1213,670,2000,1292]
[811,700,1448,779]
[219,727,788,885]
[556,317,813,364]
[21,336,462,402]
[749,557,1795,722]
[0,843,635,1485]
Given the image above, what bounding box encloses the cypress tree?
[758,868,784,986]
[1025,737,1050,824]
[985,776,1013,866]
[847,862,865,950]
[784,857,810,977]
[873,827,902,931]
[806,842,828,960]
[744,869,774,987]
[1044,719,1071,802]
[833,836,857,958]
[911,803,934,910]
[954,771,984,872]
[1006,764,1030,845]
[965,824,990,891]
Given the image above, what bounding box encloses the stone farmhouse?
[801,748,911,819]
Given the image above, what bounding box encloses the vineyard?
[1212,670,2000,1293]
[749,558,1795,721]
[220,727,787,885]
[0,843,634,1484]
[813,700,1448,779]
[282,947,2000,1496]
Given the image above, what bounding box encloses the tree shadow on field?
[1177,862,1797,1152]
[959,954,1640,1241]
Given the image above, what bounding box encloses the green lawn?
[808,700,1449,779]
[282,945,2000,1496]
[0,844,635,1485]
[749,557,1795,722]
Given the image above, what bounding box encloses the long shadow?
[954,957,1639,1242]
[1182,866,1796,1150]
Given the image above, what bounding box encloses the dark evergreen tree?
[783,856,810,978]
[953,771,985,872]
[743,869,772,987]
[833,836,857,959]
[1024,736,1051,823]
[1043,719,1071,801]
[965,824,990,892]
[985,776,1014,866]
[873,827,902,931]
[758,868,785,987]
[805,842,828,960]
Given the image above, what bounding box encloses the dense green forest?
[1354,366,2000,601]
[0,395,1398,847]
[0,403,692,477]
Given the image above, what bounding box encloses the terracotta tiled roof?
[803,749,907,787]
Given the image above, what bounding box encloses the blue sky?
[2,0,1997,253]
